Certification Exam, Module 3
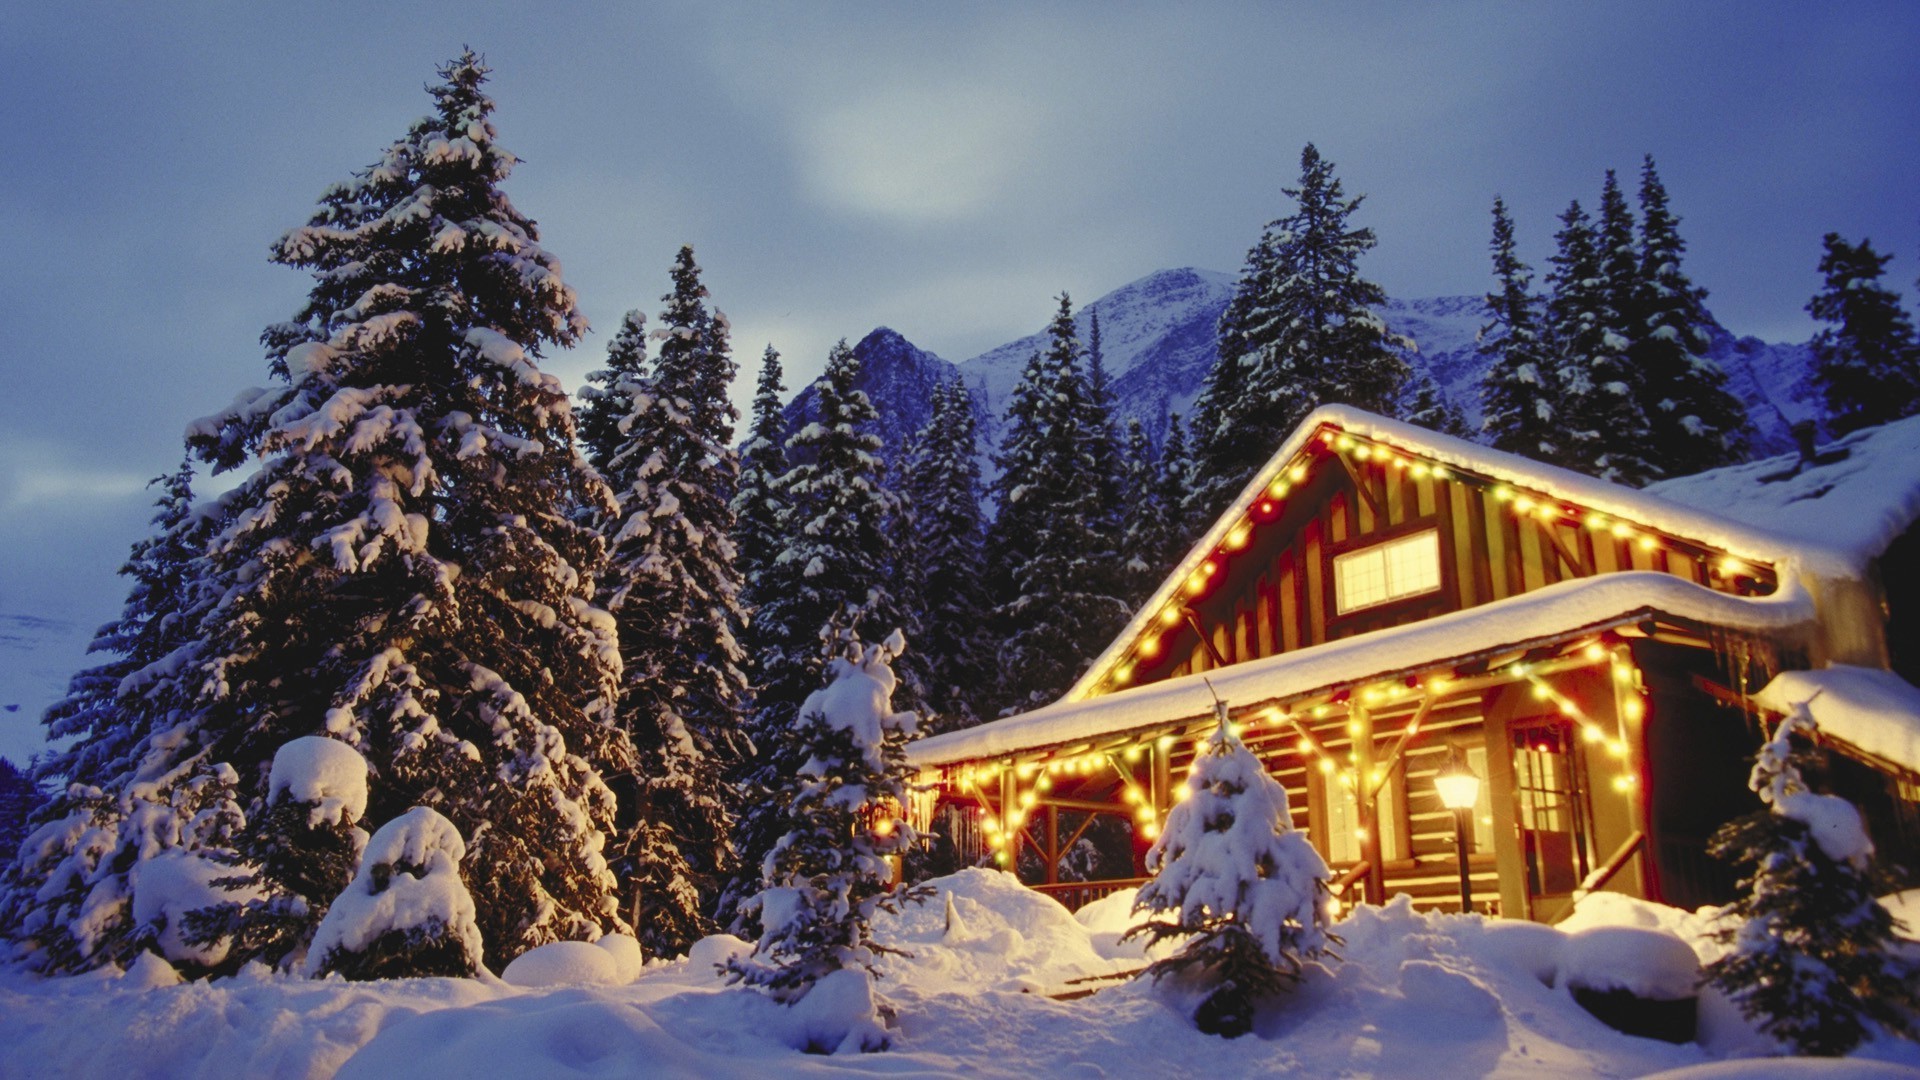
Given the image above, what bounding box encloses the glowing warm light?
[1412,462,1431,478]
[1638,536,1658,552]
[1612,523,1633,539]
[1492,485,1514,502]
[1227,526,1251,550]
[1430,467,1450,481]
[872,818,894,837]
[1020,791,1037,807]
[1203,559,1220,576]
[1289,464,1307,482]
[1354,445,1373,461]
[1184,573,1206,596]
[1587,513,1610,531]
[1624,698,1646,722]
[1140,637,1161,659]
[1336,434,1356,451]
[1259,501,1275,514]
[1114,665,1133,685]
[1319,759,1335,775]
[1160,607,1181,626]
[1157,735,1176,750]
[1142,822,1160,840]
[1296,737,1312,754]
[1513,495,1536,514]
[1124,746,1143,763]
[1719,557,1744,576]
[1584,643,1606,661]
[1268,479,1290,498]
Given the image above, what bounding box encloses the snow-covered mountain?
[782,267,1817,470]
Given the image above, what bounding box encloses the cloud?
[0,437,147,513]
[796,81,1049,222]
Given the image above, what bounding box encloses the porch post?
[1352,701,1386,906]
[1483,686,1530,920]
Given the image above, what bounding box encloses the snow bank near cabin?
[1755,665,1920,774]
[3,875,1919,1079]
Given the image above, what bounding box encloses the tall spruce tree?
[594,246,750,957]
[1478,197,1562,463]
[1396,374,1470,438]
[0,460,229,973]
[1807,233,1920,435]
[577,310,648,479]
[734,344,789,618]
[988,295,1130,712]
[1158,412,1199,569]
[1192,144,1409,519]
[901,377,993,731]
[1546,198,1656,485]
[174,53,630,971]
[725,339,909,925]
[1630,156,1748,473]
[1118,417,1169,604]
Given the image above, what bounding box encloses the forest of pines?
[3,53,1919,1012]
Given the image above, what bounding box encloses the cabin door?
[1510,720,1594,903]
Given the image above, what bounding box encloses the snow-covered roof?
[1065,405,1885,706]
[911,570,1813,768]
[1645,412,1920,579]
[1753,664,1920,773]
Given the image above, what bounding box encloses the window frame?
[1330,525,1446,616]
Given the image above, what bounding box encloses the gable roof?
[1064,405,1851,707]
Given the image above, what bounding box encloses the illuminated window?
[1333,529,1441,614]
[1324,775,1403,864]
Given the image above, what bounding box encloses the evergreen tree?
[0,758,42,866]
[1546,199,1656,484]
[1807,233,1920,435]
[1478,197,1562,463]
[1396,374,1471,438]
[1118,417,1169,603]
[304,806,484,980]
[734,344,789,619]
[595,246,750,958]
[988,296,1131,712]
[577,310,648,479]
[184,737,368,973]
[725,631,924,1050]
[0,459,232,972]
[1127,710,1334,1037]
[901,377,993,731]
[725,340,909,925]
[1703,707,1917,1055]
[1192,143,1409,519]
[1630,156,1748,472]
[175,53,629,970]
[1158,411,1199,570]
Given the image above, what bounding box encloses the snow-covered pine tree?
[901,377,993,732]
[725,339,911,927]
[1396,374,1470,438]
[1702,707,1917,1055]
[184,737,369,973]
[1630,156,1748,473]
[734,344,789,620]
[591,247,750,958]
[1159,411,1200,568]
[1127,708,1333,1038]
[1118,417,1169,604]
[577,309,648,479]
[1478,197,1563,464]
[987,295,1131,713]
[725,630,925,1050]
[1546,198,1656,485]
[0,458,236,973]
[177,53,629,971]
[305,805,484,980]
[1807,233,1920,436]
[1191,144,1409,521]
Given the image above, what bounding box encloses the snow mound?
[685,933,752,975]
[1557,926,1700,1000]
[1399,959,1502,1022]
[335,995,731,1080]
[268,736,368,827]
[787,968,889,1054]
[874,869,1123,990]
[595,934,643,983]
[1641,1061,1920,1080]
[502,940,621,988]
[1073,885,1177,961]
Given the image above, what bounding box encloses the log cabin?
[906,405,1920,922]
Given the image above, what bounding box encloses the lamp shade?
[1434,749,1481,811]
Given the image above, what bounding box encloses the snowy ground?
[2,872,1915,1079]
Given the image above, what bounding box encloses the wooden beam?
[1337,453,1385,521]
[1538,521,1588,579]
